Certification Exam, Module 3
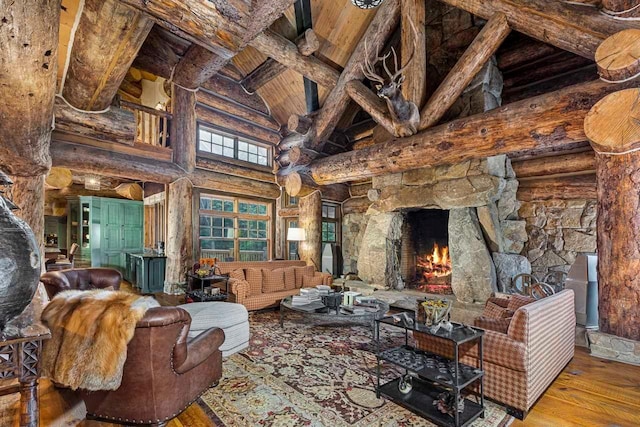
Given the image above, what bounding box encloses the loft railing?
[121,100,172,148]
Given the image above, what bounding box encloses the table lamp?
[287,227,306,260]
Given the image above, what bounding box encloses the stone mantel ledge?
[588,330,640,366]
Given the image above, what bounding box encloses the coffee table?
[279,296,389,337]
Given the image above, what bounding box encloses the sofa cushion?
[507,294,535,311]
[303,274,324,287]
[276,267,296,290]
[262,269,285,293]
[245,268,263,296]
[483,302,513,319]
[229,269,245,281]
[294,266,314,287]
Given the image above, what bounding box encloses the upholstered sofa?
[216,260,332,311]
[414,290,575,419]
[40,267,122,298]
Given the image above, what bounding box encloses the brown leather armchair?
[42,268,225,426]
[40,267,122,298]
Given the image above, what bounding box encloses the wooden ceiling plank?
[438,0,640,60]
[306,78,638,185]
[419,13,511,130]
[62,0,153,111]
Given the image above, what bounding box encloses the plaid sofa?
[414,290,575,418]
[216,260,332,311]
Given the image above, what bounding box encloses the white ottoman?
[179,302,249,357]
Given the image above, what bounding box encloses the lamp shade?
[287,227,306,241]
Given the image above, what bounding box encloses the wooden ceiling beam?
[345,81,397,136]
[201,76,270,115]
[401,0,427,108]
[437,0,639,60]
[196,104,281,145]
[0,0,60,176]
[306,78,638,185]
[249,29,340,89]
[196,90,280,131]
[512,151,596,179]
[419,13,511,130]
[62,0,153,111]
[242,29,321,93]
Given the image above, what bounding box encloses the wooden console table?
[0,333,50,427]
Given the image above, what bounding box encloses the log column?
[166,178,193,285]
[11,175,46,261]
[172,85,197,173]
[584,88,640,340]
[298,191,322,269]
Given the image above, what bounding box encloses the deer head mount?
[361,19,420,137]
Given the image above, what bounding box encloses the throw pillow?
[229,269,245,282]
[294,266,315,288]
[507,294,535,311]
[278,267,296,290]
[482,301,513,319]
[302,274,324,287]
[474,316,511,334]
[262,269,285,293]
[245,268,263,296]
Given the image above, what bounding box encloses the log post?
[584,87,640,340]
[595,29,640,82]
[401,0,427,108]
[172,85,197,173]
[166,178,193,284]
[61,0,153,111]
[298,191,322,269]
[0,0,59,176]
[288,115,314,134]
[601,0,640,19]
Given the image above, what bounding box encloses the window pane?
[223,147,234,157]
[258,156,267,166]
[248,144,257,154]
[223,137,234,148]
[211,133,223,145]
[224,217,234,227]
[238,140,248,151]
[212,228,222,237]
[199,129,211,142]
[198,140,211,152]
[248,154,257,164]
[200,216,211,227]
[212,144,223,155]
[199,227,211,237]
[223,201,234,212]
[258,147,267,156]
[200,198,211,210]
[322,206,327,217]
[238,151,248,161]
[213,217,222,227]
[328,207,336,218]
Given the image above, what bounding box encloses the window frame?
[198,193,273,261]
[321,202,340,245]
[197,123,272,169]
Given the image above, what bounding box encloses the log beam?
[516,174,596,201]
[349,182,373,198]
[438,0,640,60]
[512,151,596,179]
[307,78,637,185]
[584,87,640,340]
[242,29,321,93]
[0,0,59,176]
[196,157,275,183]
[196,105,281,145]
[419,13,511,130]
[201,76,270,115]
[401,0,427,107]
[342,196,371,215]
[61,0,153,111]
[172,85,197,173]
[306,0,401,149]
[601,0,640,19]
[249,29,340,89]
[595,29,640,82]
[345,81,397,137]
[288,115,314,134]
[172,47,233,90]
[54,98,136,146]
[196,90,279,131]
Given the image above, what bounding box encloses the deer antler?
[390,17,419,82]
[361,37,392,85]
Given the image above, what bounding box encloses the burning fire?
[416,243,452,281]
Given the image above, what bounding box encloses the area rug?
[198,311,512,427]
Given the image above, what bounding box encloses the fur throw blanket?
[41,289,159,391]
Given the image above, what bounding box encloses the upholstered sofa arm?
[230,279,250,303]
[316,272,333,286]
[174,327,225,374]
[483,330,527,372]
[474,316,511,334]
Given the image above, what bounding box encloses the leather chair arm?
[40,271,71,299]
[174,327,225,374]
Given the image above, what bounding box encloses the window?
[322,202,340,244]
[197,125,271,167]
[198,194,272,261]
[284,193,298,207]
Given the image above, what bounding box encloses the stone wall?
[342,212,368,274]
[588,330,640,366]
[518,199,597,279]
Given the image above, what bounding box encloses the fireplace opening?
[400,209,452,294]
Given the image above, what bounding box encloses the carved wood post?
[166,178,193,284]
[299,191,322,269]
[585,87,640,341]
[172,85,197,173]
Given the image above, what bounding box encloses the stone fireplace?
[353,155,531,304]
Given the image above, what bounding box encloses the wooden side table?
[0,333,50,427]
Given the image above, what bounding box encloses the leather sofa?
[44,268,224,426]
[216,260,332,311]
[40,267,122,299]
[414,290,575,419]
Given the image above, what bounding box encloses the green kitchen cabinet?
[68,197,143,271]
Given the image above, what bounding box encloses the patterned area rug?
[199,311,513,427]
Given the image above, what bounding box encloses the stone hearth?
[354,155,531,304]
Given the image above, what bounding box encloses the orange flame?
[416,243,452,280]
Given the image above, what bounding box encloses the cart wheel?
[398,375,413,394]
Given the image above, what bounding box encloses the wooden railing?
[121,100,172,148]
[201,249,267,262]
